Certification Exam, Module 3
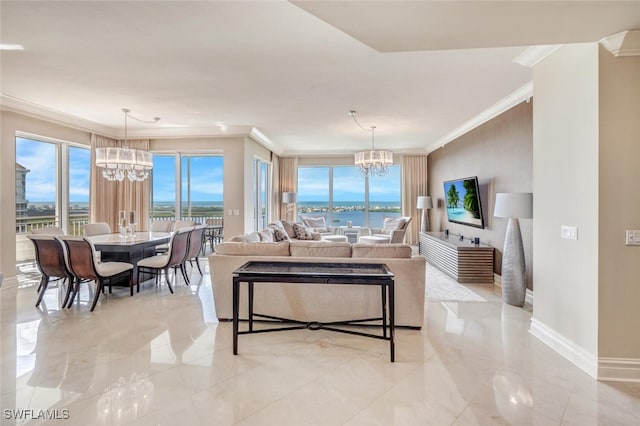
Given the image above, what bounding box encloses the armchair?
[369,216,412,243]
[299,214,336,235]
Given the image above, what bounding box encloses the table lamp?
[494,192,533,306]
[416,196,433,232]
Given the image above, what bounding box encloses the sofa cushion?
[383,217,406,233]
[289,240,351,257]
[229,232,261,243]
[351,243,412,258]
[292,223,316,240]
[215,241,290,256]
[301,216,328,233]
[258,229,274,242]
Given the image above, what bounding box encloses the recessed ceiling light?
[0,43,25,51]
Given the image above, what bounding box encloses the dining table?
[87,231,171,284]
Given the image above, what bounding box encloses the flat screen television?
[443,176,485,229]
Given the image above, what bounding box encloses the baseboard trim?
[0,275,18,290]
[598,358,640,382]
[530,318,598,378]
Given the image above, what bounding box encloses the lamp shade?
[282,192,297,204]
[494,193,533,219]
[416,196,433,210]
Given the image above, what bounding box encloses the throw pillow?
[270,227,290,242]
[302,216,328,233]
[281,221,297,238]
[258,229,274,242]
[383,217,406,233]
[292,223,315,240]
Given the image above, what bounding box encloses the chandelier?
[350,110,393,177]
[96,108,159,182]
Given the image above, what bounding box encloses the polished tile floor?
[2,260,640,425]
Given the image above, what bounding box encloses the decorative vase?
[501,218,526,306]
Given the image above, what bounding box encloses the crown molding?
[1,94,116,136]
[600,30,640,57]
[513,45,563,67]
[426,81,533,154]
[0,94,283,154]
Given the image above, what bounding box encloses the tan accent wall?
[532,43,600,359]
[427,101,533,287]
[598,46,640,358]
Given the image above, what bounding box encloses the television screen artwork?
[443,176,485,229]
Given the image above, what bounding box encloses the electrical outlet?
[561,225,578,240]
[625,230,640,245]
[228,209,233,216]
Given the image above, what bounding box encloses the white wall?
[532,43,600,372]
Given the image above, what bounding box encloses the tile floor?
[1,260,639,425]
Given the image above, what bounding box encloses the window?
[253,159,271,231]
[16,135,90,264]
[297,165,401,228]
[151,154,223,222]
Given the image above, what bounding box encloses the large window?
[254,159,271,231]
[16,135,90,263]
[15,136,90,235]
[151,154,223,222]
[297,165,401,228]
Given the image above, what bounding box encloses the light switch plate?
[561,225,578,240]
[625,230,640,245]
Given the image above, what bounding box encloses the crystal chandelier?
[350,110,393,177]
[96,109,159,182]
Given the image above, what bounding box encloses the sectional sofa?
[208,240,426,328]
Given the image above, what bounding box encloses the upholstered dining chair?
[84,222,111,236]
[57,236,133,311]
[31,226,65,236]
[27,235,75,308]
[183,224,207,281]
[136,227,192,294]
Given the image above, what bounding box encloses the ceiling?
[1,1,639,156]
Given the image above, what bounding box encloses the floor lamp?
[494,193,533,307]
[417,196,433,232]
[282,192,297,222]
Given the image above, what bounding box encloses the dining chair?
[84,222,112,236]
[27,235,74,308]
[31,226,65,236]
[205,217,224,252]
[173,220,196,230]
[183,224,207,281]
[150,220,173,233]
[136,227,192,294]
[57,236,133,311]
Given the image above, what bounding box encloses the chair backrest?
[185,224,207,260]
[166,227,192,267]
[150,220,173,232]
[31,226,65,236]
[173,220,195,231]
[27,235,73,279]
[84,222,112,236]
[56,236,99,280]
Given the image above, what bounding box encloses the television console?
[419,232,494,284]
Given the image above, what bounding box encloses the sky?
[16,137,397,205]
[298,165,401,203]
[16,138,90,203]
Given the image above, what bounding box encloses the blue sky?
[153,155,224,202]
[16,138,90,203]
[298,166,401,202]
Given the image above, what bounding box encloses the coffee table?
[232,261,396,361]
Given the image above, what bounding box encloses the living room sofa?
[208,240,426,328]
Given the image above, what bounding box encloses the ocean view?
[25,200,400,228]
